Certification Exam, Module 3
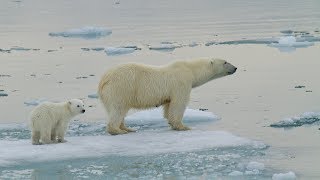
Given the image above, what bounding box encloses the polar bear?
[98,58,237,135]
[30,99,85,145]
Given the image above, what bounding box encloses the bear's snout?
[228,67,237,75]
[81,109,85,113]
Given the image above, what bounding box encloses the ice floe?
[104,47,136,56]
[269,36,314,52]
[272,171,296,180]
[49,26,112,39]
[0,107,266,167]
[0,91,8,97]
[270,112,320,128]
[0,130,266,167]
[148,43,178,51]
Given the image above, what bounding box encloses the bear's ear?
[210,61,214,65]
[68,101,72,105]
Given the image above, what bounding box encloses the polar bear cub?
[98,58,237,135]
[30,99,85,145]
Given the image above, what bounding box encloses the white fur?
[98,58,237,135]
[30,99,85,145]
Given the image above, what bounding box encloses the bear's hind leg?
[107,108,129,135]
[40,130,53,144]
[32,130,41,145]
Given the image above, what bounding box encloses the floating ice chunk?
[49,26,112,39]
[246,161,265,171]
[0,92,8,97]
[88,93,99,99]
[270,112,320,128]
[228,171,243,176]
[148,44,177,51]
[10,46,31,51]
[104,47,136,56]
[0,130,266,167]
[188,42,198,47]
[91,47,105,51]
[269,36,314,52]
[0,169,33,179]
[272,171,296,180]
[24,98,47,106]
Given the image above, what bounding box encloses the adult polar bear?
[98,58,237,135]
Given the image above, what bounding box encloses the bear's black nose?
[82,109,85,113]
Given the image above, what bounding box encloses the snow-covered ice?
[49,26,112,39]
[0,130,266,167]
[270,112,320,128]
[272,171,296,180]
[104,47,136,56]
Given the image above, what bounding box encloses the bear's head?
[68,99,85,115]
[211,58,237,78]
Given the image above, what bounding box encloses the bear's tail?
[97,77,109,110]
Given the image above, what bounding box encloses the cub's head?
[68,99,85,115]
[211,58,237,78]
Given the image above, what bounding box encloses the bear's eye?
[224,62,227,65]
[77,105,80,107]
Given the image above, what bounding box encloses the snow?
[272,171,296,180]
[0,130,266,167]
[49,26,112,39]
[104,47,136,56]
[270,112,320,128]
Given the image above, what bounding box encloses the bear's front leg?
[32,130,41,145]
[167,102,191,131]
[55,121,68,143]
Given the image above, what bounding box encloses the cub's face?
[68,99,85,115]
[211,59,237,77]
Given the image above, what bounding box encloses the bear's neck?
[189,64,217,88]
[64,103,76,118]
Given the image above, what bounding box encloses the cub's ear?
[68,101,72,105]
[210,61,214,65]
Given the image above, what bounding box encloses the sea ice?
[104,47,136,56]
[272,171,296,180]
[49,26,112,39]
[270,112,320,128]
